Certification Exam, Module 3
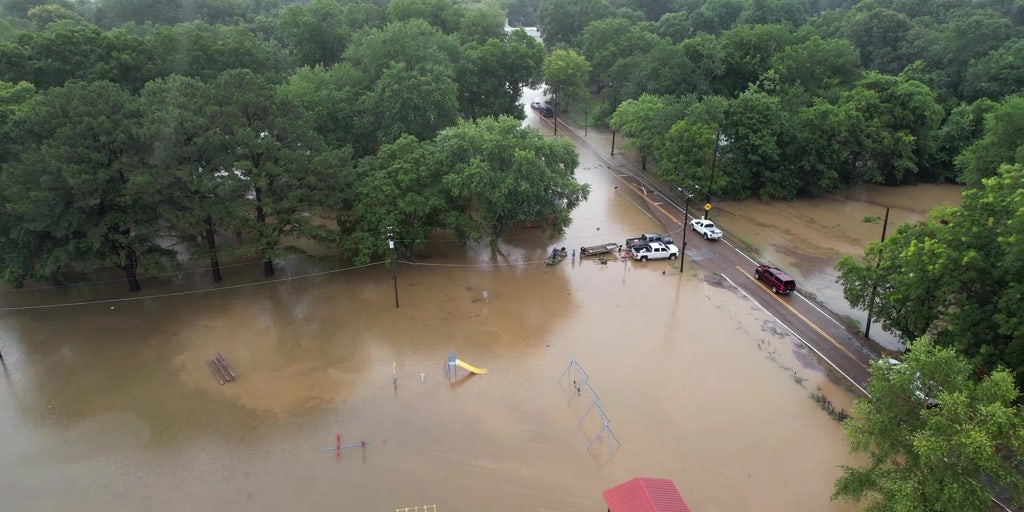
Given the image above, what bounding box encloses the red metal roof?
[602,477,691,512]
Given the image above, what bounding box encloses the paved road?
[541,112,881,395]
[534,108,1019,512]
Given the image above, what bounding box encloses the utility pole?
[864,207,890,339]
[387,226,399,308]
[611,131,616,156]
[584,100,588,136]
[704,130,719,221]
[679,189,692,273]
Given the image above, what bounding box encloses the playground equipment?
[558,358,621,460]
[445,352,487,381]
[319,434,369,462]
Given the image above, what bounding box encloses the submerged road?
[539,112,880,395]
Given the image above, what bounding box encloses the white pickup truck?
[630,242,679,261]
[690,219,723,240]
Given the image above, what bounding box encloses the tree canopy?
[836,163,1024,386]
[833,337,1024,511]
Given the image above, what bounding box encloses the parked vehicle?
[876,358,942,409]
[529,101,555,117]
[630,242,679,261]
[689,219,723,240]
[754,265,796,294]
[625,232,675,249]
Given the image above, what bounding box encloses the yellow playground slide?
[454,359,488,374]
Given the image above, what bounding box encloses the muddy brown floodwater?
[0,139,873,512]
[716,183,964,351]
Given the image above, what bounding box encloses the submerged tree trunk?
[254,188,274,277]
[124,246,141,292]
[204,216,222,283]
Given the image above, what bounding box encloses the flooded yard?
[0,143,870,512]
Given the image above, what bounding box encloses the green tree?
[841,7,912,75]
[343,18,461,85]
[457,1,507,45]
[207,69,349,277]
[770,35,860,97]
[609,93,689,171]
[838,72,944,185]
[458,30,545,119]
[2,81,169,291]
[687,0,744,34]
[279,0,350,67]
[541,48,590,120]
[833,337,1024,512]
[387,0,463,34]
[721,86,793,199]
[962,39,1024,103]
[934,98,997,182]
[736,0,808,26]
[787,99,865,194]
[902,8,1017,101]
[577,18,663,86]
[360,61,460,144]
[537,0,610,47]
[836,164,1024,384]
[955,96,1024,187]
[656,95,727,193]
[147,22,285,83]
[277,63,368,152]
[716,23,795,97]
[138,74,249,283]
[339,135,455,263]
[435,116,589,243]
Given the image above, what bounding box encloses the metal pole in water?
[387,226,399,308]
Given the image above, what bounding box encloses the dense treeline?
[523,0,1022,199]
[0,0,590,290]
[0,0,1020,294]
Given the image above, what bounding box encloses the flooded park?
[0,111,964,511]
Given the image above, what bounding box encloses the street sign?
[704,202,712,211]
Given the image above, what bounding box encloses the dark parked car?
[754,265,796,294]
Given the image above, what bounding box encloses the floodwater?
[0,138,867,511]
[716,183,964,351]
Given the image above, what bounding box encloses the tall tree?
[458,29,545,119]
[610,93,690,171]
[278,0,350,67]
[839,72,944,185]
[138,74,249,283]
[577,17,663,86]
[537,0,610,47]
[436,116,589,243]
[338,135,455,263]
[360,61,460,144]
[961,39,1024,103]
[840,7,913,75]
[2,81,169,291]
[207,69,348,277]
[541,48,590,117]
[955,96,1024,187]
[833,337,1024,512]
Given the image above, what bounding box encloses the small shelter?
[602,476,691,512]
